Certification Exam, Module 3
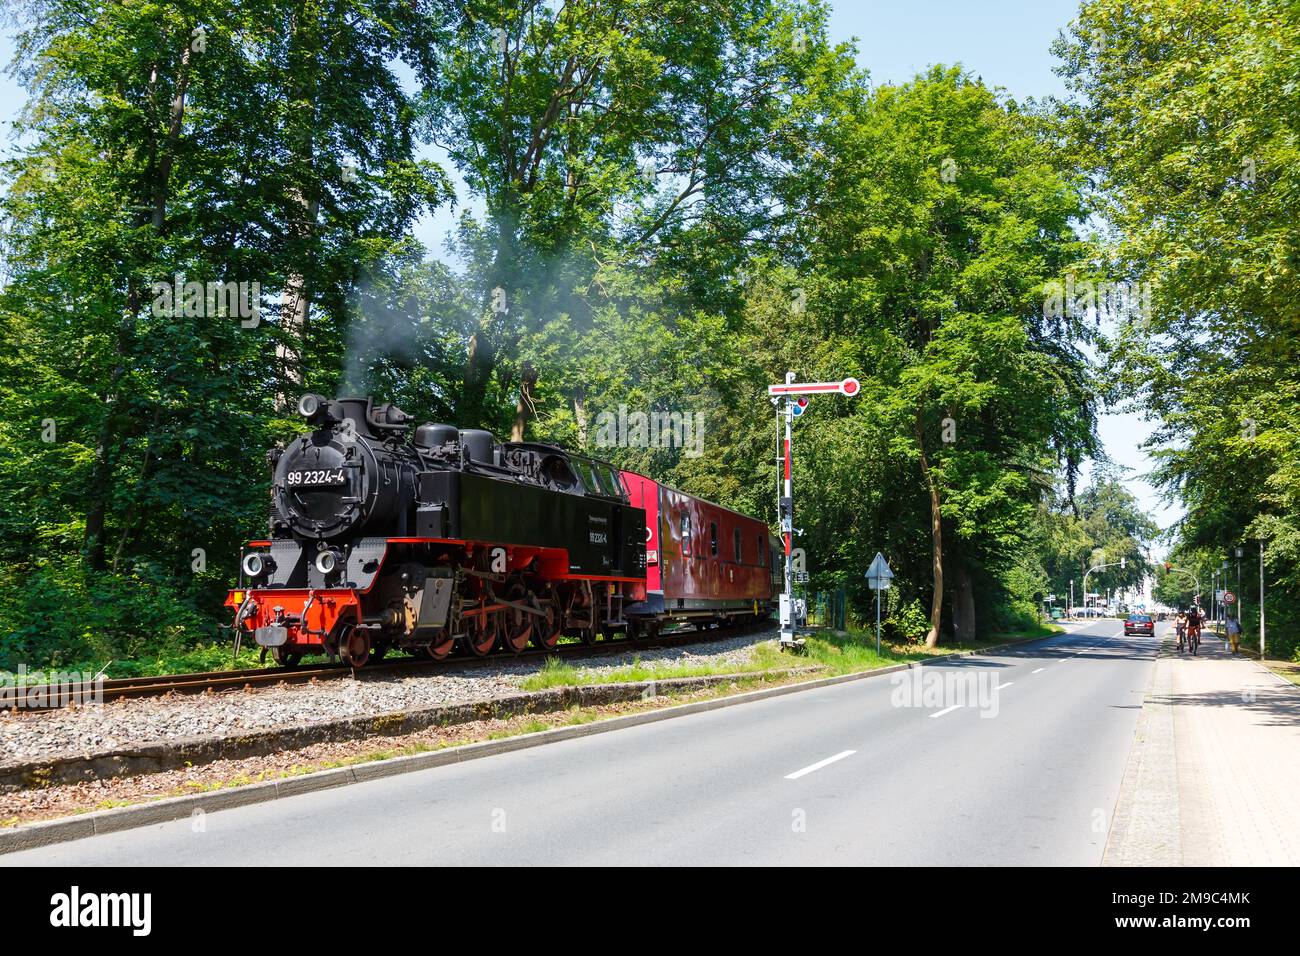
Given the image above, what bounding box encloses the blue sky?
[0,1,1179,541]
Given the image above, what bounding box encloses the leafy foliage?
[1058,0,1300,658]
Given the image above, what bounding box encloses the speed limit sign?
[1223,591,1236,605]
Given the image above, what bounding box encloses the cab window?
[733,528,742,562]
[710,522,718,557]
[757,534,766,567]
[580,461,604,495]
[680,511,691,556]
[605,466,625,497]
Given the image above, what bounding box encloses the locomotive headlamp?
[315,548,344,576]
[242,552,274,579]
[297,393,322,418]
[297,393,341,429]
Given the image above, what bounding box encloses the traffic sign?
[865,552,894,590]
[768,377,860,397]
[1223,591,1236,605]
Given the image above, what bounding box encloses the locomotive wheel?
[579,625,598,646]
[464,603,499,656]
[501,588,536,654]
[341,627,371,668]
[272,648,302,669]
[423,633,455,661]
[532,597,562,650]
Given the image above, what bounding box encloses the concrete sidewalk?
[1105,631,1300,865]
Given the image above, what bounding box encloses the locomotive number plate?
[287,468,346,487]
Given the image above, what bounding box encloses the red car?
[1124,613,1155,636]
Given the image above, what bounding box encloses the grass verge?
[520,623,1060,690]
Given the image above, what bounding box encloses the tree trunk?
[916,410,944,648]
[954,563,977,643]
[277,226,315,407]
[573,387,588,446]
[276,7,320,410]
[511,361,537,441]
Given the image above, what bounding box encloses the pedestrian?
[1227,614,1242,654]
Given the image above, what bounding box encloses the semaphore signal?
[769,372,861,647]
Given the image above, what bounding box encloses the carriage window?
[733,528,742,562]
[758,534,766,567]
[710,522,718,557]
[680,511,691,555]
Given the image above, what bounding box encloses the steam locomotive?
[227,395,777,666]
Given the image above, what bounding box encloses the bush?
[0,557,218,672]
[883,598,930,643]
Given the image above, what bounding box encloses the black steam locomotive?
[227,395,647,666]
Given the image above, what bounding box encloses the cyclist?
[1175,610,1187,652]
[1186,604,1202,654]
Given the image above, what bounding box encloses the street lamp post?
[1260,539,1266,658]
[1219,560,1229,633]
[1235,546,1243,626]
[1211,568,1218,630]
[1083,557,1126,617]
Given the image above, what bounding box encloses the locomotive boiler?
[227,394,777,666]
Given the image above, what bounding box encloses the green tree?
[419,0,847,436]
[802,66,1098,644]
[1058,0,1300,657]
[0,0,450,664]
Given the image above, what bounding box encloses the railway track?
[3,620,776,712]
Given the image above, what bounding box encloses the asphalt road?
[5,620,1160,866]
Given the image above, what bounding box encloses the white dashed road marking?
[785,750,856,780]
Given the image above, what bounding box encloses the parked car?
[1124,613,1155,636]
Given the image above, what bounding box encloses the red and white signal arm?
[768,377,860,397]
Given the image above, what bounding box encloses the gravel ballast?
[1,630,775,769]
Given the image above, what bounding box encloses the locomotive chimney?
[336,397,376,438]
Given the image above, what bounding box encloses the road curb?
[0,631,1055,855]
